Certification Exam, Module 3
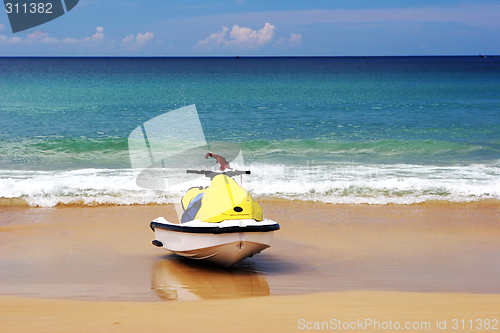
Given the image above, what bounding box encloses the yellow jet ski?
[150,170,280,267]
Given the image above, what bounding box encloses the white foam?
[1,161,499,207]
[244,162,500,204]
[0,169,184,207]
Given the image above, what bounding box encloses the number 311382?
[452,319,498,330]
[5,3,53,14]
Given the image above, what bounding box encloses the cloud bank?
[1,27,154,51]
[0,26,106,45]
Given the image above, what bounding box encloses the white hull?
[151,218,279,267]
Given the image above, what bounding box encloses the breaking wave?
[1,161,499,207]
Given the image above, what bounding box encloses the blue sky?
[1,0,499,56]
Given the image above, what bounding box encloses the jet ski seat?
[180,174,263,223]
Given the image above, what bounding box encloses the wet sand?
[1,200,499,331]
[2,291,500,332]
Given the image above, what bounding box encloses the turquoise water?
[1,57,499,206]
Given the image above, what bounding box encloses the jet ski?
[150,170,280,267]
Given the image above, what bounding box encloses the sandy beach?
[1,200,500,332]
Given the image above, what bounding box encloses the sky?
[0,0,499,56]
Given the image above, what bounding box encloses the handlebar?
[186,170,251,179]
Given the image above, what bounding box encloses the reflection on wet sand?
[151,256,270,301]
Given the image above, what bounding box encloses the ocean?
[1,56,499,207]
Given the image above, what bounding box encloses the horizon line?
[0,54,498,58]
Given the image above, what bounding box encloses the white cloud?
[81,27,105,43]
[9,36,22,43]
[230,22,275,44]
[197,22,275,49]
[122,31,155,50]
[0,34,30,44]
[198,27,229,47]
[122,34,134,43]
[92,26,104,42]
[19,30,59,44]
[0,23,5,32]
[41,37,59,44]
[136,32,154,46]
[0,26,110,48]
[28,31,48,40]
[289,33,302,43]
[63,37,78,44]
